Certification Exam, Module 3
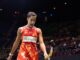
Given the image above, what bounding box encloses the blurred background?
[0,0,80,60]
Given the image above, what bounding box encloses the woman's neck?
[26,24,34,28]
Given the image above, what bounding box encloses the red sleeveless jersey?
[20,26,39,43]
[17,26,39,60]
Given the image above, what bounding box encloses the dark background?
[0,0,80,60]
[0,0,73,38]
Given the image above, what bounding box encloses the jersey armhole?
[18,27,24,34]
